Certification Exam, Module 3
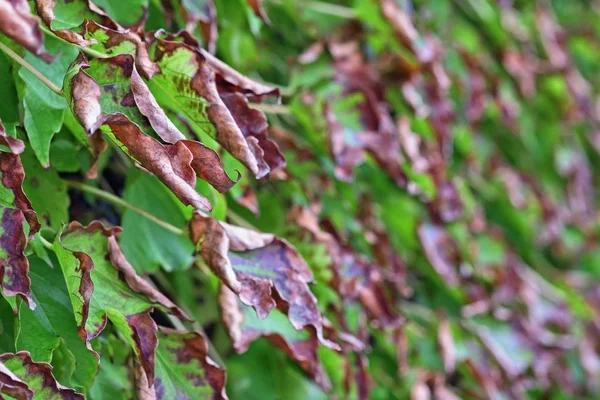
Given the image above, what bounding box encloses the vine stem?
[0,41,63,96]
[65,180,185,236]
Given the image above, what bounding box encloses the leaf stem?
[38,235,54,250]
[65,180,185,236]
[0,41,63,96]
[226,208,258,230]
[39,24,109,59]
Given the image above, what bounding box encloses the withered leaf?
[0,150,40,309]
[0,352,83,399]
[147,33,284,178]
[53,221,186,385]
[219,285,330,389]
[36,0,120,47]
[136,327,228,400]
[64,54,236,209]
[0,0,52,62]
[0,360,32,400]
[190,212,337,348]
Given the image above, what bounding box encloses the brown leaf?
[148,33,283,178]
[219,285,330,389]
[246,0,270,24]
[83,21,159,79]
[417,224,460,286]
[36,0,119,47]
[190,212,337,348]
[136,327,228,400]
[0,152,40,308]
[0,361,32,400]
[106,235,189,319]
[0,352,83,399]
[0,0,52,62]
[65,55,238,209]
[0,123,25,155]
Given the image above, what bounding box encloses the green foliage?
[0,0,598,399]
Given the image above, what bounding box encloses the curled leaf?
[148,34,284,178]
[0,0,52,61]
[219,285,329,389]
[0,352,83,399]
[53,221,186,385]
[64,54,236,209]
[0,152,40,308]
[190,212,337,348]
[136,327,228,400]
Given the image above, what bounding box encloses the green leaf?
[21,147,69,229]
[18,35,78,167]
[16,256,98,391]
[0,352,83,399]
[120,170,194,274]
[92,0,148,26]
[53,222,186,384]
[147,328,227,399]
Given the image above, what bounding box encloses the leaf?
[15,256,98,390]
[246,0,270,24]
[147,33,284,178]
[0,0,52,61]
[17,35,79,167]
[53,222,186,384]
[0,122,24,155]
[36,0,119,47]
[136,328,228,400]
[0,150,40,308]
[0,359,33,400]
[181,0,218,54]
[219,285,330,389]
[91,0,148,27]
[0,352,83,399]
[120,171,194,274]
[189,212,337,349]
[63,54,236,211]
[21,148,69,230]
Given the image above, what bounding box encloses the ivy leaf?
[0,359,33,399]
[0,0,52,61]
[120,171,194,274]
[15,256,98,391]
[53,222,187,385]
[189,213,337,349]
[219,285,330,389]
[0,352,83,399]
[0,149,40,308]
[135,328,228,400]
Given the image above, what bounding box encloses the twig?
[65,180,184,236]
[0,41,63,95]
